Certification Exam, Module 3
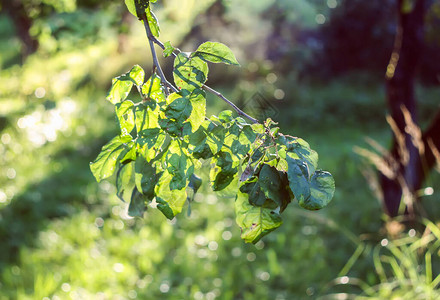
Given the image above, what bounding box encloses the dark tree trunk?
[1,0,38,58]
[421,112,440,177]
[381,0,426,217]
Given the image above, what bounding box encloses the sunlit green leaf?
[125,0,160,36]
[281,135,318,176]
[205,123,225,155]
[187,89,206,132]
[163,41,175,58]
[173,52,208,92]
[90,136,129,182]
[142,74,165,102]
[193,41,240,66]
[167,152,191,190]
[116,162,135,202]
[135,102,159,132]
[165,96,192,123]
[155,170,187,219]
[107,79,132,105]
[120,143,137,164]
[115,100,135,138]
[135,155,160,199]
[137,128,168,162]
[251,123,264,134]
[235,191,282,244]
[146,8,160,37]
[107,65,145,104]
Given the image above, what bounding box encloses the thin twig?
[202,85,258,124]
[140,15,178,95]
[148,36,180,58]
[141,16,259,124]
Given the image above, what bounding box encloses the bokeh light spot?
[327,0,338,9]
[35,87,46,98]
[315,14,326,25]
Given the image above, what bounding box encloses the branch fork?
[140,14,259,124]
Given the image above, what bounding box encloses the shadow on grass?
[0,135,113,272]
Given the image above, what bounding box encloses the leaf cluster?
[90,0,335,244]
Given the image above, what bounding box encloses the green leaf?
[137,128,168,162]
[125,1,160,36]
[155,170,187,219]
[167,152,193,190]
[128,64,145,86]
[125,0,135,15]
[251,123,264,134]
[120,143,137,164]
[135,156,160,199]
[193,41,240,66]
[116,162,135,202]
[235,191,282,244]
[158,118,182,137]
[142,74,165,102]
[240,125,257,144]
[258,164,286,207]
[286,156,311,203]
[299,171,335,210]
[107,65,145,104]
[90,136,129,182]
[128,188,148,218]
[205,123,226,155]
[163,41,175,58]
[159,94,193,137]
[239,177,266,206]
[146,8,160,37]
[188,124,214,159]
[210,151,237,191]
[173,52,208,92]
[159,91,204,136]
[218,110,234,123]
[187,89,206,132]
[188,174,202,195]
[165,96,192,123]
[107,79,132,105]
[115,100,135,138]
[281,135,318,176]
[135,102,160,132]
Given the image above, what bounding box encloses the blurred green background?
[1,0,440,299]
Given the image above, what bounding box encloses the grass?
[323,220,440,300]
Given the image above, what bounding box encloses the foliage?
[90,0,335,243]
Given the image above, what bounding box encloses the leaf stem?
[140,15,178,95]
[202,85,259,124]
[140,18,259,124]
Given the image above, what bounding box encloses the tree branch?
[140,13,259,124]
[146,35,259,124]
[202,85,258,124]
[140,15,179,95]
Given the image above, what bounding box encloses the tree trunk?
[381,0,426,217]
[1,0,38,58]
